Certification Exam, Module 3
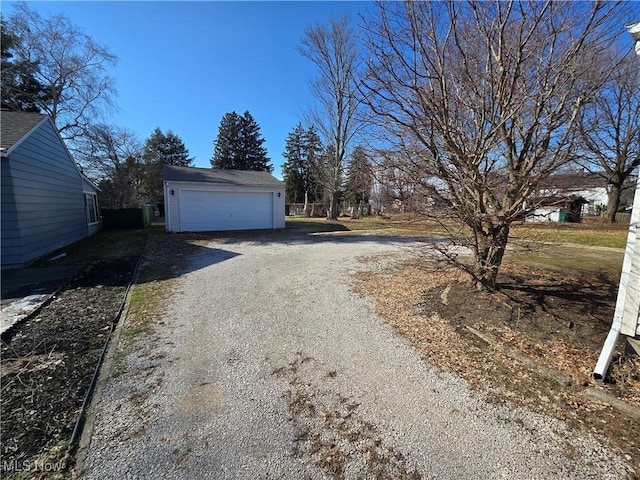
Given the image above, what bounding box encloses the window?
[85,192,99,224]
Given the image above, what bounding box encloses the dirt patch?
[355,259,640,479]
[1,257,139,479]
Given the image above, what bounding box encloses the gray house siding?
[1,119,88,267]
[1,158,21,265]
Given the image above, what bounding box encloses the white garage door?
[179,189,273,232]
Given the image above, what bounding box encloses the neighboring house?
[163,165,285,232]
[1,110,101,268]
[526,196,588,223]
[536,172,609,218]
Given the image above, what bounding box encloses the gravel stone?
[79,234,628,479]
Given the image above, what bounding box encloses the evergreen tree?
[282,124,324,207]
[282,124,306,203]
[144,127,193,167]
[211,111,242,169]
[344,146,372,216]
[211,110,272,172]
[1,19,50,112]
[303,125,323,203]
[240,111,271,172]
[142,127,193,201]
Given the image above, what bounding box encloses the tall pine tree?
[282,124,306,203]
[303,125,323,203]
[211,112,241,169]
[142,127,193,201]
[282,124,323,207]
[344,145,372,216]
[211,110,272,172]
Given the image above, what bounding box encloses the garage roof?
[163,164,283,187]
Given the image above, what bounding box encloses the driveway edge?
[74,259,142,475]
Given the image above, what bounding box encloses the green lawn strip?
[287,215,629,248]
[288,213,627,278]
[512,221,629,249]
[285,215,446,235]
[505,240,624,278]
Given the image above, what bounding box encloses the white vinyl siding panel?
[179,189,273,232]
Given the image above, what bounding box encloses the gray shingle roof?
[1,110,48,150]
[163,164,283,188]
[540,172,606,190]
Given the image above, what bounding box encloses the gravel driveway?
[79,231,627,479]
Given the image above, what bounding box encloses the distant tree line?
[78,126,194,208]
[280,122,373,218]
[296,2,637,290]
[1,5,277,210]
[3,2,638,290]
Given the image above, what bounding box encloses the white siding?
[165,182,181,232]
[179,190,273,231]
[273,187,285,229]
[528,208,561,222]
[165,181,285,232]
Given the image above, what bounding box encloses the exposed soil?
[0,257,138,479]
[355,259,640,479]
[419,264,640,404]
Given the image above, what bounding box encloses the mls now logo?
[1,459,64,473]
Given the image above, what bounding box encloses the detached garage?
[163,165,285,232]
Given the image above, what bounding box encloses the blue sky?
[2,1,373,178]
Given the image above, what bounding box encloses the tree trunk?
[304,191,310,217]
[328,191,340,220]
[605,184,621,223]
[472,225,510,291]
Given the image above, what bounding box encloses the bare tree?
[299,16,362,219]
[578,53,640,222]
[5,3,117,142]
[371,149,422,213]
[361,1,622,290]
[79,124,143,208]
